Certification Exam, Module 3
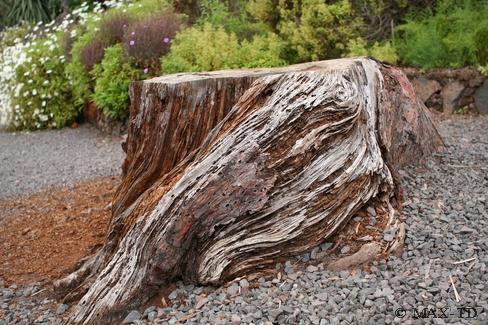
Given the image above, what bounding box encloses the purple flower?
[163,37,170,44]
[129,40,135,46]
[123,24,127,28]
[131,31,135,36]
[143,67,149,74]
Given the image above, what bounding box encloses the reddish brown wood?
[56,59,443,324]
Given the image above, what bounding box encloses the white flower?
[32,89,37,96]
[43,80,49,86]
[46,70,52,74]
[42,101,46,107]
[39,114,48,122]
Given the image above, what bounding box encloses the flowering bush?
[123,10,181,71]
[0,0,132,129]
[99,12,132,45]
[92,44,140,119]
[66,0,171,111]
[9,36,77,130]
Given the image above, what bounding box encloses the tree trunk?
[56,58,443,324]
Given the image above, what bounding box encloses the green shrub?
[369,41,398,63]
[66,30,98,109]
[198,0,253,39]
[92,44,140,119]
[346,37,398,63]
[478,63,488,76]
[246,0,280,32]
[396,0,488,69]
[277,0,363,63]
[10,35,76,130]
[236,33,287,68]
[112,0,170,18]
[161,23,287,73]
[473,23,488,65]
[161,23,240,73]
[346,37,369,57]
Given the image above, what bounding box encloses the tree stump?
[56,58,443,324]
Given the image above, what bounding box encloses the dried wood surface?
[59,58,443,324]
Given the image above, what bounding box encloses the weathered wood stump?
[56,58,443,324]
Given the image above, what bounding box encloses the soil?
[0,176,118,285]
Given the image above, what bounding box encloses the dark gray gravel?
[0,124,124,199]
[1,115,487,324]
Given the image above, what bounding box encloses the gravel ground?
[0,124,124,199]
[1,116,487,324]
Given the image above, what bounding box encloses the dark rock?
[474,79,488,114]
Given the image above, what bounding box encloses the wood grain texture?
[61,58,443,324]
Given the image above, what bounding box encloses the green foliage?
[478,64,488,76]
[10,36,76,130]
[92,45,140,119]
[246,0,280,32]
[346,37,398,63]
[237,33,287,68]
[112,0,170,18]
[0,22,32,49]
[3,0,53,24]
[346,37,369,57]
[369,41,398,63]
[66,30,98,109]
[396,0,488,69]
[161,23,286,73]
[277,0,363,63]
[161,23,240,72]
[198,0,253,39]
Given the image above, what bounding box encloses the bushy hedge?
[161,24,286,73]
[396,0,488,69]
[92,44,140,119]
[10,36,77,129]
[1,0,487,131]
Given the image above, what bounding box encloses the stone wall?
[403,67,488,114]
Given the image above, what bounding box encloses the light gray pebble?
[122,310,141,324]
